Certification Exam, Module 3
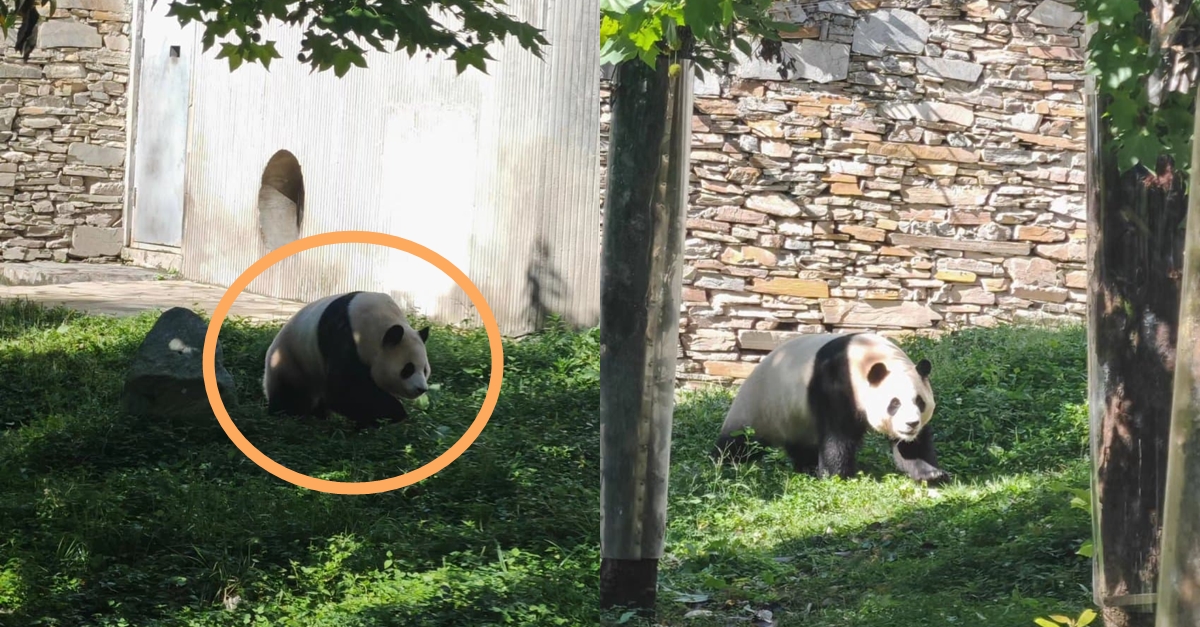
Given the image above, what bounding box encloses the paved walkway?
[0,279,305,322]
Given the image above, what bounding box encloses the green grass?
[654,324,1093,626]
[0,300,1093,627]
[0,300,600,626]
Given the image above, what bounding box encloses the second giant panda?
[712,332,949,485]
[263,291,432,429]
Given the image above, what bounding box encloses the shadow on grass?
[0,302,601,626]
[646,470,1093,626]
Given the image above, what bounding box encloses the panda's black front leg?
[333,381,409,429]
[891,425,950,486]
[816,428,861,480]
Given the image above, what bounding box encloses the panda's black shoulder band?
[317,292,371,378]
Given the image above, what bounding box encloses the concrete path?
[0,262,304,322]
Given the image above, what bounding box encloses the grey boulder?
[121,307,238,418]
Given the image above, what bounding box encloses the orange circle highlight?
[201,230,504,495]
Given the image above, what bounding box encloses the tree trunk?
[598,53,693,620]
[1154,82,1200,627]
[1085,46,1182,627]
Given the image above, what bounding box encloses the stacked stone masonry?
[0,0,130,262]
[600,0,1089,387]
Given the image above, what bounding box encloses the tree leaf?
[682,0,719,37]
[601,0,645,15]
[1077,609,1098,627]
[600,36,636,65]
[637,44,659,68]
[1034,619,1061,627]
[1076,540,1094,558]
[733,36,753,58]
[629,15,663,50]
[600,15,620,42]
[1119,128,1163,171]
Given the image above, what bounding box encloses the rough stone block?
[121,307,238,419]
[0,63,41,79]
[821,299,943,328]
[852,9,931,57]
[915,56,984,83]
[733,39,851,84]
[703,360,758,379]
[69,225,122,257]
[880,101,975,127]
[748,278,830,298]
[38,20,103,48]
[738,329,807,351]
[58,0,127,10]
[746,193,802,217]
[1027,0,1083,28]
[1005,257,1059,287]
[889,233,1032,256]
[68,142,125,167]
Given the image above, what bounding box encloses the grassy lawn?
[0,300,1092,626]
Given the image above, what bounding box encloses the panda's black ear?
[867,362,889,386]
[382,324,405,348]
[916,359,932,379]
[418,326,430,344]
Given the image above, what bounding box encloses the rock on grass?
[121,307,237,419]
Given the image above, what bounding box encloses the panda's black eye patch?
[915,396,927,412]
[887,398,901,415]
[401,363,415,379]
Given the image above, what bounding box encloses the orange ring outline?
[201,230,504,495]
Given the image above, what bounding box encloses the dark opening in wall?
[258,150,305,251]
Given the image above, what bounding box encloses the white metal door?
[130,0,195,248]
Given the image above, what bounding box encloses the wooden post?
[1085,30,1184,627]
[1155,82,1200,627]
[598,52,694,618]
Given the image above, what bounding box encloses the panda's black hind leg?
[266,374,320,418]
[783,442,819,474]
[711,433,769,466]
[891,424,950,486]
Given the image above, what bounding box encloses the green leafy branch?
[162,0,549,76]
[1079,0,1200,177]
[599,0,792,77]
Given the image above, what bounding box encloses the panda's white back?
[262,293,342,397]
[719,333,843,447]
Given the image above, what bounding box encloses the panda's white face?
[373,323,432,400]
[862,358,935,442]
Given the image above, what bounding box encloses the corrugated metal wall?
[173,2,600,336]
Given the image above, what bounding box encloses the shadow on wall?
[525,237,575,332]
[258,150,306,251]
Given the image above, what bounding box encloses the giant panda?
[712,332,949,485]
[262,290,432,429]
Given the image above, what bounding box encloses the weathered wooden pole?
[1084,28,1185,627]
[598,50,694,618]
[1155,82,1200,627]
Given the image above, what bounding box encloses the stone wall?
[0,0,131,263]
[600,0,1089,387]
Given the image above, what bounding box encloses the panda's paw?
[915,468,951,487]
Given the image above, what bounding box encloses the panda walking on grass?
[712,332,950,486]
[262,291,433,429]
